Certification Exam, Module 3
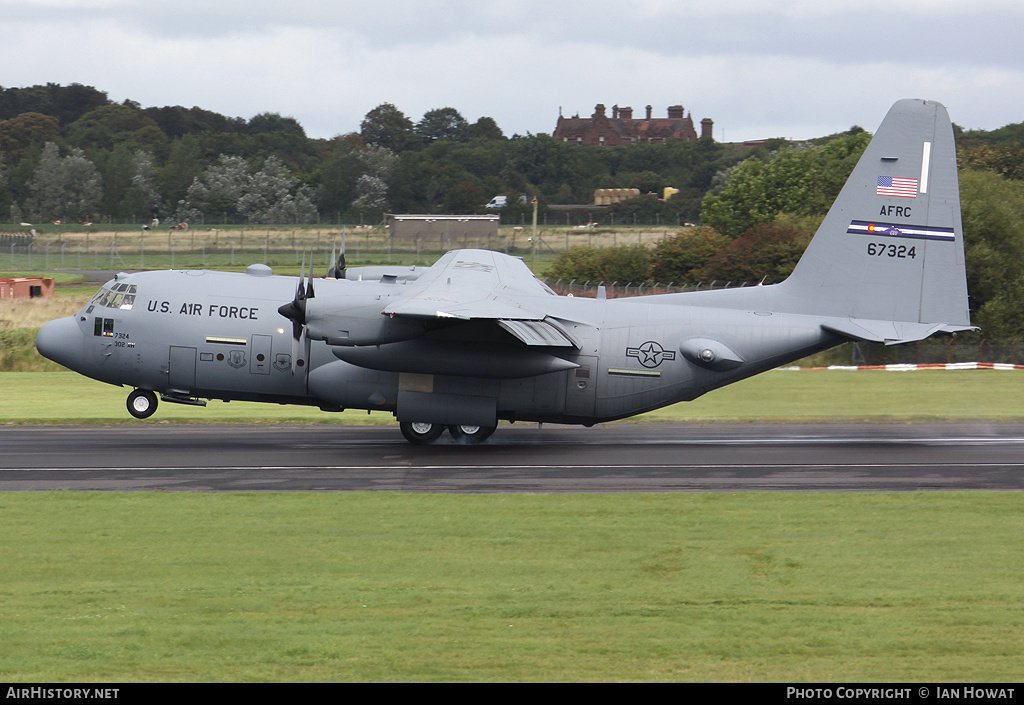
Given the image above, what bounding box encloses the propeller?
[328,231,347,279]
[277,253,315,374]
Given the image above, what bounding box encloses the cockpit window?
[87,284,138,310]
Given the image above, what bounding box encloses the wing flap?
[498,318,577,347]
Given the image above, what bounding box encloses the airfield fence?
[835,340,1024,367]
[1,225,678,273]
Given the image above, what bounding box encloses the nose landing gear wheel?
[400,421,444,445]
[448,424,496,444]
[126,389,158,419]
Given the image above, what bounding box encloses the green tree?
[0,112,60,162]
[176,154,251,223]
[351,144,397,213]
[648,226,730,284]
[0,83,108,125]
[316,137,365,216]
[959,170,1024,338]
[958,144,1024,181]
[248,112,306,137]
[28,142,103,221]
[547,245,651,284]
[506,135,582,193]
[118,150,161,220]
[444,180,488,213]
[700,132,870,237]
[159,135,205,214]
[468,116,504,141]
[698,216,817,285]
[143,105,246,139]
[360,103,417,152]
[96,144,135,218]
[66,104,164,151]
[49,83,110,125]
[238,155,316,223]
[416,107,470,144]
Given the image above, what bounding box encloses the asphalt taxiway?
[2,422,1023,492]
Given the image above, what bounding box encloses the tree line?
[0,82,752,227]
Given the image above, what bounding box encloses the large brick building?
[554,103,713,146]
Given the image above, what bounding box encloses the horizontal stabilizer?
[822,319,978,346]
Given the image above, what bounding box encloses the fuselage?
[36,264,843,426]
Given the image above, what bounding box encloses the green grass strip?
[0,492,1022,682]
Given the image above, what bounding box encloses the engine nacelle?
[332,338,579,379]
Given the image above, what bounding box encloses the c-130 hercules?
[37,99,973,444]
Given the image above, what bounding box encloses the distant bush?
[648,226,729,285]
[700,214,819,285]
[546,245,651,284]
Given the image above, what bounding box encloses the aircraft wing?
[380,249,577,347]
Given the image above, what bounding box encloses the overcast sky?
[2,0,1022,142]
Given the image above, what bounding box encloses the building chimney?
[593,104,606,118]
[612,105,619,119]
[646,105,652,120]
[667,105,684,119]
[701,118,714,140]
[620,106,633,120]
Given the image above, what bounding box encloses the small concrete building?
[386,214,500,246]
[0,276,55,299]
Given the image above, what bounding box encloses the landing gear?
[399,421,445,445]
[126,389,158,419]
[399,421,497,445]
[448,424,496,444]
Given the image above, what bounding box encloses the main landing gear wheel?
[400,421,445,445]
[126,389,158,419]
[448,424,496,444]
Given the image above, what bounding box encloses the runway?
[2,422,1024,492]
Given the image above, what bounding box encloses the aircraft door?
[168,346,197,390]
[564,354,597,418]
[250,335,272,375]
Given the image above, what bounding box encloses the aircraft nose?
[36,316,85,371]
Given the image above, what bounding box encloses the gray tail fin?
[780,99,974,342]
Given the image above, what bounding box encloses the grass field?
[1,491,1021,682]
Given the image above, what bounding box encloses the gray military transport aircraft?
[36,99,973,444]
